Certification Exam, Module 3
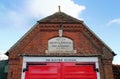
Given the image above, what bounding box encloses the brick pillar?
[7,58,22,79]
[103,59,114,79]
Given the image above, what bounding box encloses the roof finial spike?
[58,5,61,12]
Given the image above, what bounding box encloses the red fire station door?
[25,63,97,79]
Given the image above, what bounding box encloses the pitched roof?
[6,11,116,56]
[38,12,83,23]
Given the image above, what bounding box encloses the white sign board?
[48,37,73,51]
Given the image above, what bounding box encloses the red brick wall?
[17,23,102,55]
[7,23,114,79]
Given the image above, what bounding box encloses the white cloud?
[0,0,86,30]
[25,0,86,19]
[107,18,120,26]
[113,54,120,64]
[0,50,8,60]
[0,50,6,54]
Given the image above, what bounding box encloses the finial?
[58,5,61,12]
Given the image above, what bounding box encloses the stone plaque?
[48,37,73,52]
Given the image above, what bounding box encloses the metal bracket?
[23,68,28,72]
[94,68,99,72]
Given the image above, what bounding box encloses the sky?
[0,0,120,64]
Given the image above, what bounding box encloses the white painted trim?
[21,57,100,79]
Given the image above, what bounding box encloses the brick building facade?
[6,11,116,79]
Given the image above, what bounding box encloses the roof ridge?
[38,11,83,23]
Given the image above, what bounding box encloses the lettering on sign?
[46,58,77,62]
[48,37,73,51]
